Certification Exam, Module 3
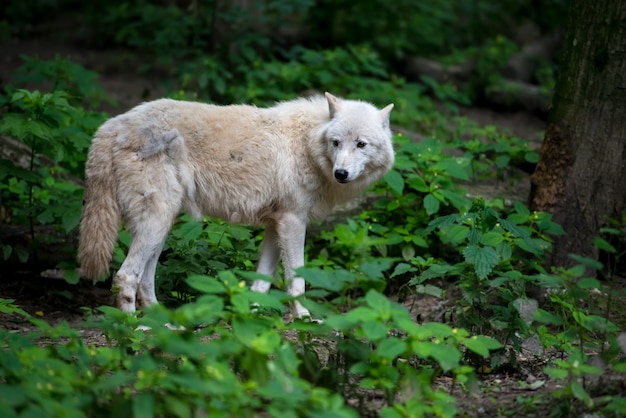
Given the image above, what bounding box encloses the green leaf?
[544,367,568,379]
[573,311,619,332]
[495,154,510,168]
[324,313,356,331]
[231,293,250,315]
[463,335,503,357]
[365,290,391,320]
[186,275,225,294]
[296,267,348,292]
[133,393,155,418]
[594,237,616,253]
[480,231,504,246]
[423,193,440,215]
[384,169,404,195]
[2,245,11,260]
[497,242,513,261]
[380,407,404,418]
[613,362,626,373]
[499,218,530,238]
[62,203,82,232]
[506,213,528,225]
[179,221,203,241]
[415,322,456,339]
[376,338,407,359]
[434,157,471,180]
[359,259,394,280]
[462,245,500,279]
[514,237,545,256]
[361,320,389,341]
[390,263,414,278]
[414,284,443,298]
[537,217,565,235]
[164,395,191,418]
[344,306,379,323]
[334,223,355,244]
[467,227,481,245]
[63,269,80,285]
[514,201,531,217]
[425,214,462,234]
[0,385,27,407]
[413,263,462,281]
[413,341,461,371]
[568,254,603,271]
[250,330,281,354]
[576,277,602,289]
[525,151,539,163]
[246,291,286,312]
[406,175,429,192]
[438,188,470,209]
[570,381,593,406]
[439,224,469,245]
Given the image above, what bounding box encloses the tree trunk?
[529,1,626,267]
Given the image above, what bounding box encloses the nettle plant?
[110,215,261,306]
[404,198,563,343]
[0,268,503,418]
[532,249,626,414]
[0,88,105,272]
[0,56,108,273]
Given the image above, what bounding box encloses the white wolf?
[78,93,394,318]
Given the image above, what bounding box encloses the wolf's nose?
[334,169,349,181]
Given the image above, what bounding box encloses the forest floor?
[2,35,625,417]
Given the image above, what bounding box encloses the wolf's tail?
[77,130,121,281]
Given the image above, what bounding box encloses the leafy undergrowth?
[1,265,626,418]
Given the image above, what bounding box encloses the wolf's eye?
[356,141,366,148]
[332,140,340,147]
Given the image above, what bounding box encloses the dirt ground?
[1,35,624,417]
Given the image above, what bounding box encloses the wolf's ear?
[380,103,394,128]
[325,92,341,118]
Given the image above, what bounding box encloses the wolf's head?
[323,92,394,187]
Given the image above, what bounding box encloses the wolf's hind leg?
[252,222,280,293]
[114,191,178,313]
[114,224,171,313]
[136,235,167,307]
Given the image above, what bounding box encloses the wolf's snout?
[334,169,349,182]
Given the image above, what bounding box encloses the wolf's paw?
[134,323,186,332]
[164,323,186,331]
[292,300,321,323]
[297,314,323,324]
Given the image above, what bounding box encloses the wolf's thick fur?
[78,93,394,318]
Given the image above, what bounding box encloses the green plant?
[0,89,105,271]
[177,44,393,105]
[457,125,539,183]
[0,269,505,418]
[443,35,519,102]
[396,198,563,346]
[296,266,503,416]
[157,216,260,305]
[11,55,110,107]
[532,251,624,414]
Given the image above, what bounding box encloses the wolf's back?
[78,127,121,280]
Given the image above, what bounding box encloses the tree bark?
[529,1,626,267]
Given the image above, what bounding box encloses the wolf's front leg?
[275,213,311,319]
[251,222,280,293]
